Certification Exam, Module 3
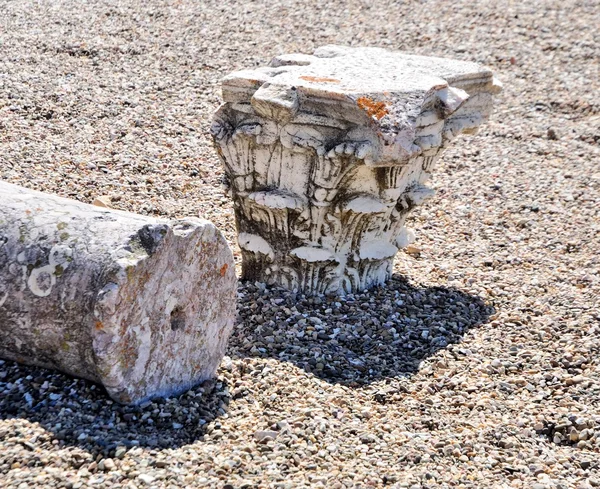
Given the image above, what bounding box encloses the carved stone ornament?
[212,45,502,295]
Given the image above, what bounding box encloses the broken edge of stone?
[94,217,238,405]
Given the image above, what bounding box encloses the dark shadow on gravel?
[230,274,494,386]
[0,274,492,456]
[0,364,230,453]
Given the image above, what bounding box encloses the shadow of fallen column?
[0,274,492,457]
[230,274,494,386]
[0,365,231,452]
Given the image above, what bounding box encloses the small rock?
[404,245,421,257]
[98,458,115,471]
[114,447,127,459]
[359,433,378,444]
[565,375,585,386]
[92,196,113,208]
[137,474,155,485]
[253,430,278,443]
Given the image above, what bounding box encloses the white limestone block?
[0,181,236,404]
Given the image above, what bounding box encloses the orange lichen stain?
[357,97,389,120]
[95,321,104,330]
[299,76,341,84]
[220,263,229,277]
[25,209,31,215]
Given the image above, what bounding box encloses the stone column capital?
[212,46,501,294]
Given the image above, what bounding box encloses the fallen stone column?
[0,181,236,404]
[212,45,502,294]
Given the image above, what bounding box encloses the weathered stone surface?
[212,45,501,294]
[0,181,236,404]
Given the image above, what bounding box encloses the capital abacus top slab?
[212,45,501,295]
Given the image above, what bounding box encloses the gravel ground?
[1,0,599,488]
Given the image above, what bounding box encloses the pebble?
[115,447,127,459]
[253,430,278,443]
[98,458,115,471]
[137,474,155,485]
[92,196,113,208]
